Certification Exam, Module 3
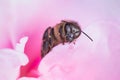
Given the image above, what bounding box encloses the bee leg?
[62,42,65,45]
[73,40,76,44]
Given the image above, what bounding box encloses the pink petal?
[0,37,28,80]
[18,77,39,80]
[0,49,28,80]
[38,22,120,80]
[0,0,120,79]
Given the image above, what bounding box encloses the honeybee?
[41,20,93,58]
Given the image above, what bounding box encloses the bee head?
[63,20,81,42]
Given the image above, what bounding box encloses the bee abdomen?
[41,27,56,58]
[59,25,66,44]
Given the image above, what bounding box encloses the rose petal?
[0,37,29,80]
[18,77,40,80]
[0,49,28,80]
[38,22,120,80]
[15,36,28,53]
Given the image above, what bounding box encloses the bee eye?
[65,24,71,34]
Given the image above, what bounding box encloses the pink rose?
[0,0,120,80]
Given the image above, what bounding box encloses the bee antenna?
[81,31,93,41]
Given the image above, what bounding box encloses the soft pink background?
[0,0,120,80]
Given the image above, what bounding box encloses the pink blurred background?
[0,0,120,80]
